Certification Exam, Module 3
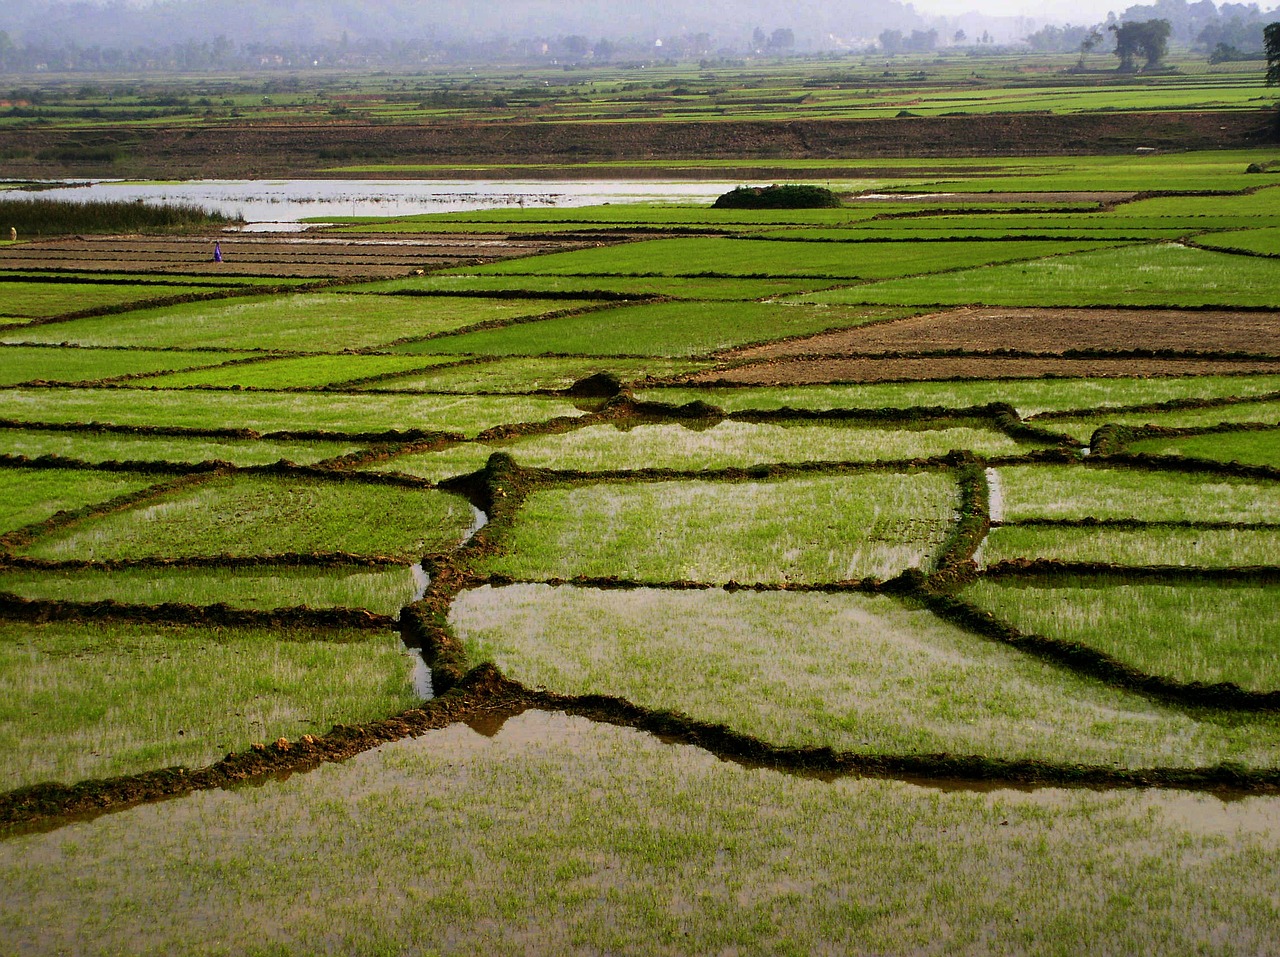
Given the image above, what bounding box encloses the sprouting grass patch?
[5,294,592,351]
[1194,226,1280,257]
[357,356,715,392]
[470,237,1117,279]
[8,713,1280,954]
[19,474,475,562]
[1127,429,1280,468]
[0,346,245,386]
[398,302,910,358]
[355,274,820,300]
[636,376,1280,418]
[366,442,501,483]
[451,585,1280,768]
[981,524,1280,568]
[0,281,233,320]
[0,388,587,437]
[801,243,1280,308]
[485,419,1038,472]
[481,472,957,583]
[0,429,362,467]
[963,579,1280,691]
[143,353,457,389]
[0,620,416,789]
[1045,400,1280,441]
[0,468,162,535]
[994,464,1280,524]
[0,564,417,617]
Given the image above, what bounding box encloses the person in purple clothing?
[213,241,223,262]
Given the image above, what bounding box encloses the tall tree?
[1266,22,1280,85]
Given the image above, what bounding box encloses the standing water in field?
[972,467,1004,568]
[400,505,489,700]
[0,180,756,230]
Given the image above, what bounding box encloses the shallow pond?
[0,179,754,229]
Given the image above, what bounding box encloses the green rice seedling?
[480,472,957,583]
[964,579,1280,690]
[365,442,501,483]
[19,474,475,561]
[484,419,1038,472]
[0,282,233,320]
[0,620,416,789]
[0,346,245,386]
[353,274,820,299]
[1127,429,1280,468]
[980,525,1280,568]
[0,468,163,534]
[1194,226,1280,257]
[0,388,587,437]
[637,376,1280,417]
[142,353,458,389]
[0,429,362,467]
[398,302,910,358]
[7,712,1280,954]
[993,464,1280,524]
[1045,400,1280,441]
[451,585,1280,768]
[0,564,417,616]
[356,356,716,392]
[800,243,1280,308]
[5,294,593,351]
[469,237,1116,280]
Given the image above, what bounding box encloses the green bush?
[712,184,841,209]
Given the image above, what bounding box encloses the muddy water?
[972,466,1004,567]
[398,505,488,700]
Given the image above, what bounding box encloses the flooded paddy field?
[3,164,1280,953]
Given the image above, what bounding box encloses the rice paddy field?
[3,142,1280,956]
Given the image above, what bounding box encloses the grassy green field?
[0,564,417,616]
[18,474,476,561]
[6,129,1280,954]
[1126,428,1280,467]
[5,294,594,351]
[0,428,363,466]
[0,619,417,789]
[964,579,1280,690]
[480,471,958,583]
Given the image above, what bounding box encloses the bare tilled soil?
[0,111,1269,179]
[686,356,1280,386]
[733,308,1280,360]
[0,232,591,278]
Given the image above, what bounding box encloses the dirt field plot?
[731,308,1280,360]
[0,233,587,278]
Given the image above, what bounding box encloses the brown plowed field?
[686,356,1280,385]
[0,111,1270,179]
[0,232,590,278]
[732,308,1280,359]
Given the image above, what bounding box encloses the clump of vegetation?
[712,184,841,209]
[0,197,241,236]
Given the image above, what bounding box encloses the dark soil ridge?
[999,517,1280,530]
[0,473,207,553]
[0,553,405,572]
[2,112,1269,179]
[1084,450,1280,483]
[0,419,464,445]
[1091,420,1280,456]
[0,593,395,632]
[1033,389,1280,422]
[980,559,1280,584]
[921,586,1280,710]
[9,658,1280,837]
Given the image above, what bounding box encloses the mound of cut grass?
[712,184,842,209]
